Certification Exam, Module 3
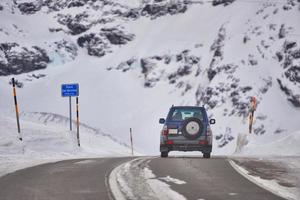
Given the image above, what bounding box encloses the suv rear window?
[168,107,205,121]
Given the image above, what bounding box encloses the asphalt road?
[0,156,286,200]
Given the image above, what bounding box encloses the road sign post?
[130,128,134,156]
[69,96,72,131]
[76,97,80,147]
[61,84,79,131]
[12,78,22,141]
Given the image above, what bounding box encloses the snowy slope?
[0,111,133,176]
[0,0,300,155]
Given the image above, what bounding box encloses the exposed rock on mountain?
[53,40,78,61]
[101,28,134,45]
[18,2,41,15]
[110,49,201,89]
[212,0,235,6]
[77,33,107,57]
[140,1,188,19]
[0,43,50,76]
[77,28,134,57]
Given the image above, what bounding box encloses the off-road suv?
[159,106,215,158]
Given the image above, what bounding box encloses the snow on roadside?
[109,157,187,200]
[0,112,132,178]
[237,130,300,157]
[229,159,300,200]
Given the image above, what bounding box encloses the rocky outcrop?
[215,127,234,148]
[109,49,201,90]
[276,41,300,107]
[101,28,134,45]
[77,33,106,57]
[77,28,134,57]
[18,2,41,15]
[54,40,78,61]
[57,13,90,35]
[208,25,226,81]
[277,79,300,107]
[212,0,235,6]
[140,2,188,19]
[0,43,50,76]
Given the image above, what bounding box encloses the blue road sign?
[61,84,79,97]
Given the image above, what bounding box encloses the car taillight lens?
[166,140,174,145]
[199,140,207,145]
[161,125,168,136]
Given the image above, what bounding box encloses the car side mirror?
[209,119,216,125]
[159,118,165,124]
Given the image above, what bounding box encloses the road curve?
[149,156,286,200]
[0,157,133,200]
[0,156,286,200]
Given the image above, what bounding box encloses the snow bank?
[229,160,299,200]
[109,158,187,200]
[0,112,132,177]
[237,130,300,156]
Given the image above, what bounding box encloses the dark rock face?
[77,33,106,57]
[208,25,226,81]
[279,24,286,39]
[215,128,234,148]
[68,0,86,8]
[276,41,300,107]
[67,23,89,35]
[285,66,300,85]
[0,43,50,76]
[0,4,3,11]
[18,2,41,15]
[110,49,201,90]
[141,2,187,18]
[101,28,135,45]
[77,28,134,57]
[54,40,78,61]
[57,13,90,35]
[277,79,300,107]
[212,0,235,6]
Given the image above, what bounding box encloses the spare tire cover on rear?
[182,117,204,140]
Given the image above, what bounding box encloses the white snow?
[158,176,187,185]
[238,130,300,156]
[109,157,187,200]
[229,159,299,200]
[0,112,133,177]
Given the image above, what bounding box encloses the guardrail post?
[130,128,134,156]
[12,78,22,141]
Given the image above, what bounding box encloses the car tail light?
[161,125,168,136]
[166,140,174,145]
[199,140,207,145]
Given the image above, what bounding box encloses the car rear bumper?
[160,144,212,153]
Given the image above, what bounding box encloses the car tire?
[203,153,211,159]
[182,117,204,140]
[161,151,168,158]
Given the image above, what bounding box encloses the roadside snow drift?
[0,112,132,177]
[109,157,187,200]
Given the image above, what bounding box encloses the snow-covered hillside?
[0,0,300,155]
[0,111,132,176]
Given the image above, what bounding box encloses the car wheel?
[161,151,168,158]
[182,117,204,140]
[203,153,211,159]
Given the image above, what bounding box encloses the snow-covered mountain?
[0,0,300,155]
